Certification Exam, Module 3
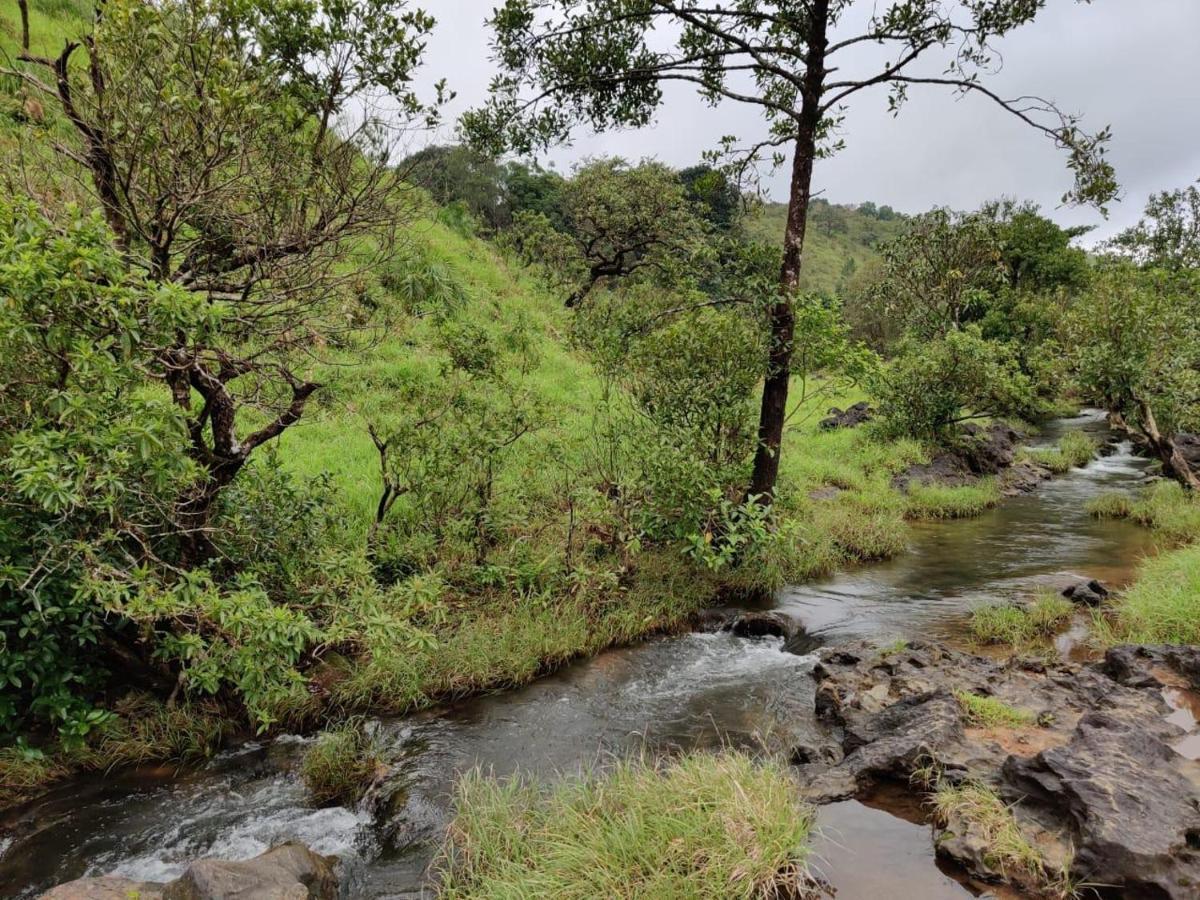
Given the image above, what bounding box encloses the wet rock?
[895,423,1023,489]
[820,401,874,430]
[998,459,1052,496]
[1061,578,1109,607]
[42,878,165,900]
[691,607,738,633]
[43,844,338,900]
[800,638,1200,897]
[727,610,798,640]
[1003,711,1200,898]
[164,843,338,900]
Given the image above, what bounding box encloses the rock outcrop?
[41,843,338,900]
[820,402,874,430]
[797,640,1200,898]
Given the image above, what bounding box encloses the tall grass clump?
[970,593,1074,647]
[1088,480,1200,546]
[1094,545,1200,646]
[954,690,1035,728]
[931,781,1045,885]
[300,719,384,806]
[904,479,1000,519]
[436,751,816,899]
[1024,431,1096,474]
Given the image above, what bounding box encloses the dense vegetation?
[0,2,1198,894]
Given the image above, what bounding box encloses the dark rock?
[1103,644,1200,690]
[820,401,874,430]
[895,422,1023,489]
[43,844,338,900]
[691,607,738,633]
[727,610,798,640]
[999,459,1052,496]
[1174,432,1200,470]
[1002,712,1200,899]
[1062,578,1109,607]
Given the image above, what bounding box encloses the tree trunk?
[748,3,828,501]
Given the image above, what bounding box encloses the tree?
[464,0,1117,501]
[678,164,742,232]
[1111,179,1200,271]
[509,158,704,306]
[876,209,1006,339]
[1065,263,1200,490]
[7,0,442,560]
[404,144,509,228]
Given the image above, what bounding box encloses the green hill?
[742,199,908,294]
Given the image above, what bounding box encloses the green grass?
[954,690,1036,728]
[931,781,1046,885]
[969,592,1075,647]
[1023,431,1096,474]
[300,719,383,806]
[1088,480,1200,546]
[903,478,1001,519]
[435,751,815,899]
[1094,544,1200,646]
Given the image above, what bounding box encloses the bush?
[436,751,815,899]
[872,328,1041,439]
[300,720,384,806]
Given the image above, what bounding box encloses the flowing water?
[0,411,1164,898]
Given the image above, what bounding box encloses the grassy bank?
[435,751,815,899]
[1087,480,1200,646]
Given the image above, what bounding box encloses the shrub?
[436,751,815,899]
[300,720,384,806]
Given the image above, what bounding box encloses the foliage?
[1064,262,1200,487]
[872,328,1041,439]
[300,719,384,806]
[436,751,815,899]
[1111,178,1200,270]
[954,690,1036,728]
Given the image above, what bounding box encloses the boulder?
[1174,432,1200,470]
[42,844,337,900]
[1003,711,1200,898]
[1061,578,1109,607]
[42,878,164,900]
[820,401,874,430]
[957,423,1020,475]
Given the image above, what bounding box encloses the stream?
[0,411,1164,898]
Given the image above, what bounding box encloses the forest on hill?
[1,0,1199,898]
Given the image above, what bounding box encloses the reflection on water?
[0,411,1163,898]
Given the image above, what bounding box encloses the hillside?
[742,199,908,294]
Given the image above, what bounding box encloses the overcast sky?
[416,1,1200,243]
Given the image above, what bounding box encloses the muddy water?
[0,411,1163,898]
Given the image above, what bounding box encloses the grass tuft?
[436,751,816,899]
[970,592,1074,647]
[954,690,1035,728]
[300,719,384,806]
[1023,431,1096,474]
[903,479,1000,519]
[1087,480,1200,546]
[931,781,1045,883]
[1094,545,1200,646]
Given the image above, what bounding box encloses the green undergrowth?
[435,751,816,899]
[1022,430,1097,474]
[970,592,1075,648]
[954,690,1036,728]
[1,696,227,808]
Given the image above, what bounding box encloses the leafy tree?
[503,160,569,229]
[1065,263,1200,490]
[985,200,1090,293]
[875,209,1006,339]
[1111,179,1200,271]
[678,164,742,232]
[7,0,442,561]
[465,0,1117,501]
[405,145,509,228]
[508,158,705,306]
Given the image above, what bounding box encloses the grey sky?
[417,1,1200,242]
